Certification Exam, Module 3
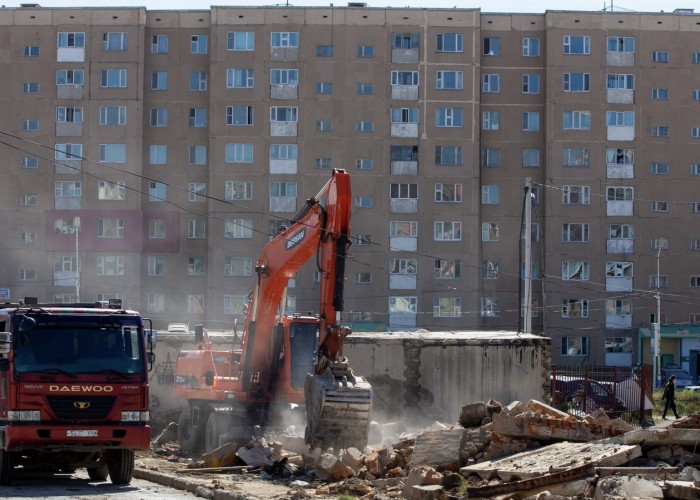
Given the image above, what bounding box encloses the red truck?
[0,299,154,485]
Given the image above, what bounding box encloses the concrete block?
[411,484,444,500]
[315,453,354,481]
[340,447,364,471]
[410,428,466,470]
[666,480,700,500]
[594,476,663,500]
[403,466,443,498]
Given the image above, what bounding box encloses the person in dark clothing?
[662,375,680,419]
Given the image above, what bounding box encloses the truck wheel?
[0,449,13,485]
[178,408,202,455]
[204,412,229,453]
[87,464,109,481]
[107,450,134,485]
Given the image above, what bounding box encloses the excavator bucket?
[304,363,373,451]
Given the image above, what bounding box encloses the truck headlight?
[121,411,149,422]
[8,410,40,421]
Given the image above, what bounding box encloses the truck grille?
[47,396,116,420]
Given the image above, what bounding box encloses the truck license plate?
[67,430,98,437]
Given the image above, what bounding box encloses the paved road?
[1,468,199,499]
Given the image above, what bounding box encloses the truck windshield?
[13,320,145,376]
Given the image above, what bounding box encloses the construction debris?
[147,399,700,499]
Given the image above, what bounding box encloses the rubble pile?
[148,400,700,499]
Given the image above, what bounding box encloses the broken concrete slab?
[460,441,641,482]
[488,410,627,442]
[665,480,700,500]
[619,428,700,447]
[409,427,466,470]
[594,475,664,499]
[410,484,444,500]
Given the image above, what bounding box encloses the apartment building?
[2,5,700,369]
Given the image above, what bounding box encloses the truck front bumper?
[1,423,150,451]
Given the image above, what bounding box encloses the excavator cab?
[288,321,319,389]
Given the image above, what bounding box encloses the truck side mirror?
[0,332,11,355]
[147,352,156,372]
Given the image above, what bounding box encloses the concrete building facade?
[2,4,700,368]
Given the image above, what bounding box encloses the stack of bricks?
[667,413,700,430]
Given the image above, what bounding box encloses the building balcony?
[56,122,83,137]
[388,311,417,328]
[54,270,78,287]
[270,121,297,137]
[607,239,633,254]
[606,276,632,292]
[607,163,634,179]
[606,52,634,67]
[607,88,634,104]
[390,123,418,138]
[271,47,298,61]
[392,48,419,64]
[57,47,84,62]
[390,161,418,176]
[269,196,296,213]
[389,236,417,252]
[271,84,298,100]
[391,85,419,101]
[607,125,634,141]
[54,197,81,210]
[390,199,418,213]
[56,85,84,100]
[269,159,297,174]
[605,314,632,329]
[607,200,633,216]
[389,274,417,289]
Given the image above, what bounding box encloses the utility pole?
[74,216,81,302]
[653,239,666,389]
[523,178,532,334]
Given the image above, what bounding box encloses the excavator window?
[289,322,319,389]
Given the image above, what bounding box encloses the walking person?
[662,375,681,419]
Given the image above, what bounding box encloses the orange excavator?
[174,169,373,453]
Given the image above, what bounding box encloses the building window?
[227,68,254,88]
[224,219,253,239]
[98,181,126,201]
[96,256,124,276]
[356,158,373,170]
[564,111,591,130]
[390,183,417,201]
[652,51,669,63]
[147,294,165,313]
[607,148,634,165]
[433,297,461,318]
[223,295,246,315]
[271,68,299,85]
[522,112,540,131]
[354,196,373,208]
[316,82,333,94]
[187,295,204,314]
[270,182,297,198]
[562,185,590,205]
[392,32,419,49]
[56,69,84,86]
[607,73,635,89]
[482,74,500,93]
[607,111,634,127]
[23,82,39,93]
[20,194,37,207]
[224,257,253,277]
[356,83,373,95]
[187,220,206,239]
[562,223,589,242]
[651,162,669,175]
[316,45,333,57]
[270,106,298,123]
[436,33,463,52]
[651,201,669,212]
[690,276,700,288]
[390,259,417,276]
[357,45,374,57]
[482,260,499,279]
[225,143,253,163]
[144,150,169,178]
[562,261,589,281]
[562,336,589,355]
[97,218,124,238]
[522,37,540,56]
[228,31,254,51]
[99,106,126,125]
[315,158,333,170]
[189,145,207,165]
[225,181,253,201]
[353,272,372,284]
[693,127,700,139]
[189,108,207,128]
[482,111,500,130]
[652,88,669,100]
[189,71,207,91]
[188,183,206,202]
[22,120,38,131]
[483,37,500,56]
[481,297,499,317]
[353,234,373,246]
[98,144,126,163]
[316,120,332,132]
[19,269,37,281]
[435,146,462,166]
[55,143,83,161]
[562,300,589,319]
[436,108,463,128]
[356,120,374,133]
[481,148,501,167]
[435,183,462,203]
[389,221,418,238]
[151,72,168,90]
[522,149,540,167]
[652,125,670,137]
[650,275,668,288]
[435,259,461,279]
[22,157,38,169]
[606,261,633,278]
[24,45,40,57]
[693,202,700,213]
[563,35,590,55]
[608,36,634,52]
[148,219,166,239]
[481,222,499,241]
[58,32,85,48]
[481,185,500,204]
[191,34,208,54]
[522,74,540,94]
[607,186,634,202]
[102,32,128,51]
[151,34,168,53]
[651,237,669,250]
[391,108,419,124]
[56,107,83,124]
[563,72,590,92]
[609,224,633,240]
[693,89,700,101]
[100,69,127,88]
[391,70,419,87]
[436,71,463,90]
[270,144,298,160]
[148,182,166,202]
[187,257,206,277]
[150,108,168,127]
[55,181,82,198]
[271,32,299,48]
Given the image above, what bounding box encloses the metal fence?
[551,364,653,425]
